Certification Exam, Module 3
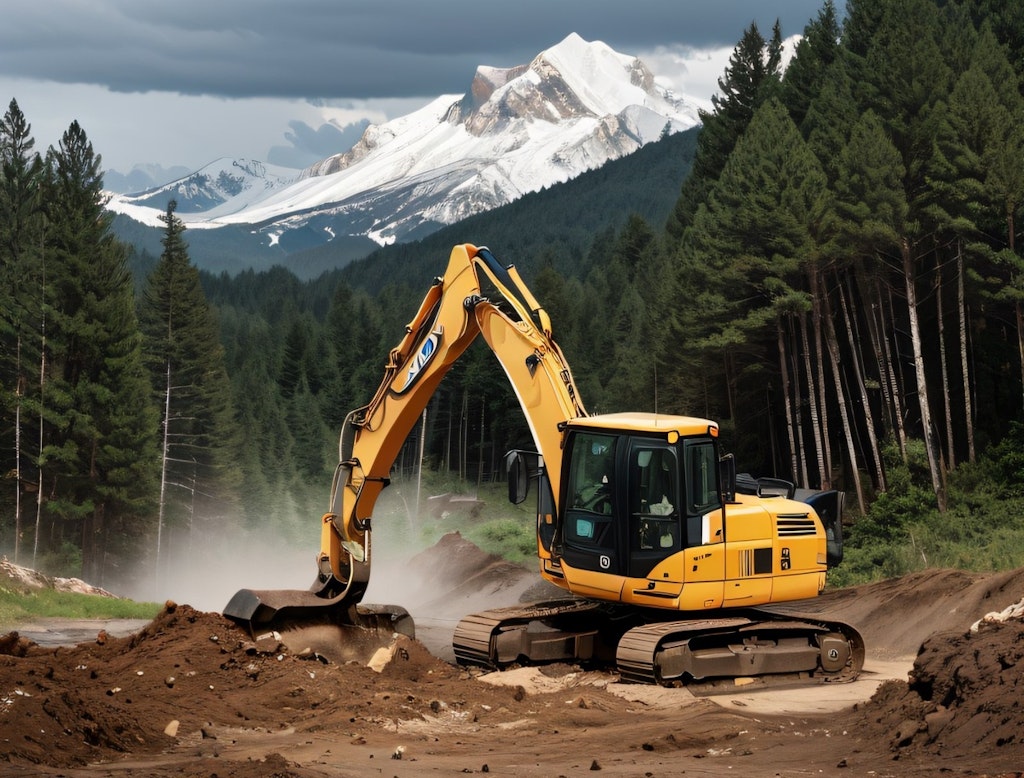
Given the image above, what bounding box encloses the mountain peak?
[455,33,679,136]
[107,34,700,254]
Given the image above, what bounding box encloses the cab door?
[626,441,682,579]
[678,438,726,609]
[560,432,623,576]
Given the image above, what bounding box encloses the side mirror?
[506,450,530,504]
[719,453,736,503]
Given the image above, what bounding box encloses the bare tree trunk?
[416,408,426,524]
[799,312,826,488]
[840,275,886,492]
[444,390,453,473]
[789,323,809,487]
[860,267,896,446]
[1008,208,1024,415]
[460,389,468,481]
[724,351,736,423]
[822,289,867,515]
[902,239,945,511]
[809,270,833,488]
[1017,300,1024,415]
[936,261,955,470]
[13,344,24,563]
[957,244,976,463]
[777,319,800,483]
[32,311,45,568]
[477,401,485,487]
[880,279,909,461]
[156,361,172,598]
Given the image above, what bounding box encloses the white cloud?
[637,44,734,113]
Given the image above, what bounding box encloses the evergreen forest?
[3,0,1024,594]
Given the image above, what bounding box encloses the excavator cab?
[509,418,724,586]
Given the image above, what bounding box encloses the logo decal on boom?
[397,327,443,394]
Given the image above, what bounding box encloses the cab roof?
[567,412,718,438]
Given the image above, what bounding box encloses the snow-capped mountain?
[109,158,300,219]
[107,33,701,250]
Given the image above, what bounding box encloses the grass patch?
[0,586,161,629]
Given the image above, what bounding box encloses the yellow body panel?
[549,492,829,613]
[568,412,718,438]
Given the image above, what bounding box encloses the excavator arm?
[224,244,585,634]
[317,243,586,601]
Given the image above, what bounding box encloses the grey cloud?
[0,0,833,100]
[267,118,370,168]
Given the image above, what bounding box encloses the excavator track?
[453,599,615,668]
[615,607,865,686]
[454,600,864,687]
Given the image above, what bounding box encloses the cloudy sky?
[0,0,833,174]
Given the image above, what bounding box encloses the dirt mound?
[0,600,534,771]
[406,530,510,585]
[405,531,531,597]
[854,598,1024,760]
[797,567,1024,659]
[5,536,1024,776]
[396,530,555,620]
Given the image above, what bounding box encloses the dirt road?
[2,535,1024,777]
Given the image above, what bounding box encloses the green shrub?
[469,518,536,566]
[834,435,1024,586]
[35,541,84,579]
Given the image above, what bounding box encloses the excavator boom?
[225,244,586,642]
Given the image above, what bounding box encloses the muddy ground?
[2,533,1024,777]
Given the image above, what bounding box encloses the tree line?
[0,109,239,588]
[2,0,1024,589]
[656,0,1024,521]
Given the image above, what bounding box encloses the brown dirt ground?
[2,535,1024,777]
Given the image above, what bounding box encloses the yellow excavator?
[225,243,864,685]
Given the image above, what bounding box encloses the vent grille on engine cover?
[777,515,818,536]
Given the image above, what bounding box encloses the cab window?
[565,433,616,549]
[685,440,720,515]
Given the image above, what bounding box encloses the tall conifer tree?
[667,22,783,240]
[139,201,240,579]
[0,98,44,560]
[39,121,158,581]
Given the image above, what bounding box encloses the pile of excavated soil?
[854,598,1024,758]
[0,601,531,771]
[4,535,1024,776]
[1,556,119,598]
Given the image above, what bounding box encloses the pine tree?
[667,22,783,240]
[602,215,661,412]
[669,99,829,476]
[860,0,954,510]
[139,201,240,581]
[38,120,158,581]
[781,0,843,128]
[0,98,44,560]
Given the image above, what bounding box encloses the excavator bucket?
[223,587,414,664]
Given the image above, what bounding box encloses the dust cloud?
[125,484,505,610]
[115,524,313,612]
